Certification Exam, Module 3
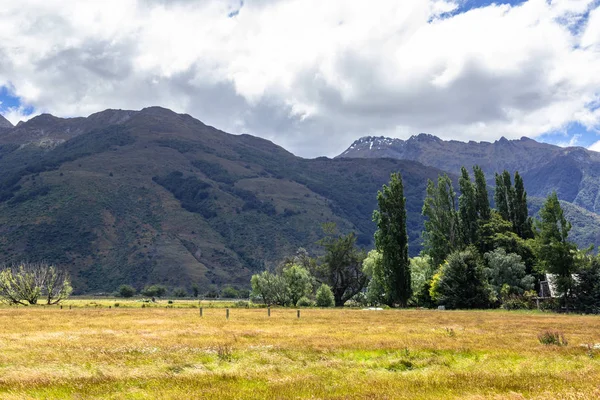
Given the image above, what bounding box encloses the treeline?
[250,167,600,313]
[116,283,250,300]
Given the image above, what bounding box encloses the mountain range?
[338,134,600,250]
[0,108,598,294]
[339,134,600,215]
[0,107,445,294]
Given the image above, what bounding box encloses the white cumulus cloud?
[589,140,600,152]
[0,0,599,156]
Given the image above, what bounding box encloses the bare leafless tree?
[0,262,72,305]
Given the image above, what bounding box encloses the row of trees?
[414,167,597,311]
[373,167,599,311]
[250,242,343,308]
[117,283,251,299]
[251,166,600,312]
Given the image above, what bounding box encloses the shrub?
[221,286,240,299]
[237,289,250,299]
[363,250,385,306]
[484,248,535,301]
[141,284,167,298]
[429,247,493,309]
[172,288,187,298]
[250,271,289,306]
[205,287,219,299]
[411,280,434,308]
[502,296,533,310]
[296,296,315,307]
[347,291,368,308]
[573,258,600,314]
[538,331,568,346]
[234,300,249,308]
[539,297,561,311]
[315,284,335,307]
[118,284,136,298]
[410,255,434,297]
[283,265,313,306]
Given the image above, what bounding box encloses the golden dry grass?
[0,302,599,399]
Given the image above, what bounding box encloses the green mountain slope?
[528,197,600,249]
[0,107,445,293]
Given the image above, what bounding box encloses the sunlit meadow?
[0,300,599,399]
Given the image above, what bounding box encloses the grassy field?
[0,301,599,399]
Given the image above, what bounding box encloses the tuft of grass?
[538,330,568,346]
[387,359,413,371]
[216,344,233,362]
[444,327,456,337]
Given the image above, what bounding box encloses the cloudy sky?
[0,0,599,157]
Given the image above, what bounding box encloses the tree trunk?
[334,288,345,307]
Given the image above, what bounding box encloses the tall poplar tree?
[473,165,491,221]
[422,174,460,270]
[373,172,411,307]
[494,170,532,240]
[535,192,577,309]
[513,172,533,239]
[494,171,514,222]
[458,167,478,246]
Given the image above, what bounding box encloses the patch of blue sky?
[0,86,20,109]
[434,0,527,20]
[0,86,34,116]
[441,0,598,33]
[457,0,528,11]
[537,122,600,148]
[228,0,244,18]
[556,1,599,38]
